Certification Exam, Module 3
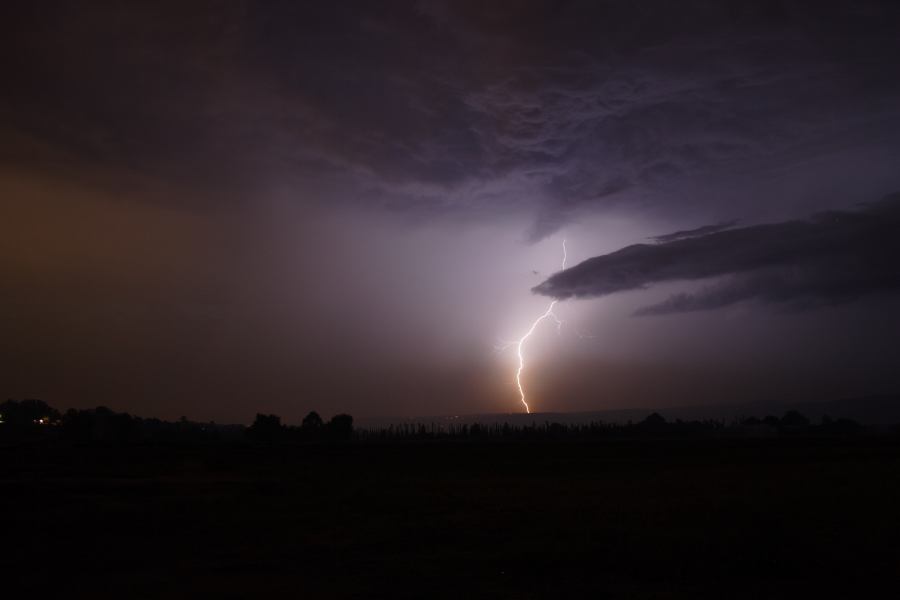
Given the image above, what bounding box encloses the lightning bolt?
[511,239,567,414]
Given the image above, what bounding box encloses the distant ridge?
[357,394,900,428]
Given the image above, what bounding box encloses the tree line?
[0,398,872,445]
[356,410,865,442]
[0,399,351,444]
[246,411,354,442]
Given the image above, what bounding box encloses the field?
[3,438,899,598]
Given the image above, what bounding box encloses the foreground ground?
[3,437,899,598]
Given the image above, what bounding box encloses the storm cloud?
[4,1,900,234]
[649,220,740,244]
[534,194,900,314]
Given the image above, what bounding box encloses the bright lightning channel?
[512,239,567,414]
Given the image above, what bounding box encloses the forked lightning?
[510,239,567,414]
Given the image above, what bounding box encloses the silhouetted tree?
[58,406,140,443]
[61,408,94,442]
[247,413,284,442]
[0,399,59,429]
[820,415,861,434]
[326,414,354,441]
[781,410,810,429]
[762,415,781,427]
[302,411,323,430]
[636,412,668,434]
[299,411,324,440]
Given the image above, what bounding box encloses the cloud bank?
[534,194,900,314]
[649,220,740,244]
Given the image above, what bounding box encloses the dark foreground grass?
[2,438,899,598]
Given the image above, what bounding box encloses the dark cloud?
[534,194,900,314]
[3,1,900,232]
[650,220,739,243]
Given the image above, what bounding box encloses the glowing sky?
[2,2,900,422]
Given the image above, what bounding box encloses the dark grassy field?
[3,438,900,598]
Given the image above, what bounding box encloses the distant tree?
[820,415,861,435]
[0,399,59,429]
[301,411,324,438]
[61,408,92,442]
[58,406,139,443]
[247,413,284,442]
[95,406,139,442]
[781,410,810,429]
[546,422,566,439]
[637,412,668,433]
[762,415,781,427]
[326,414,354,441]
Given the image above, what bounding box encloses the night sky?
[3,1,900,423]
